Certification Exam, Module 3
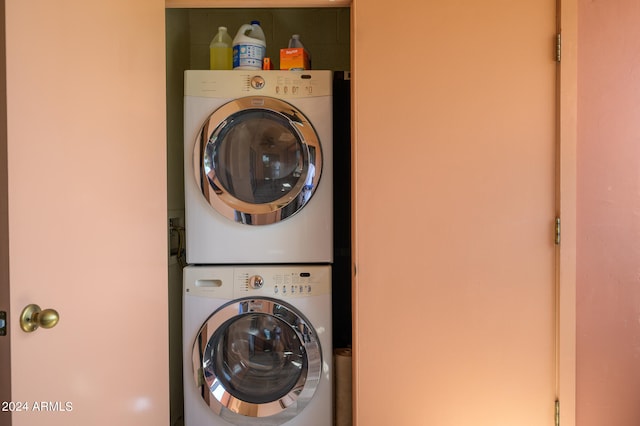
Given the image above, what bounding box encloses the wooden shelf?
[166,0,351,8]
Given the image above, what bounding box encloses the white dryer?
[184,70,333,264]
[183,264,333,426]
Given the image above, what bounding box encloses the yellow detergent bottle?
[209,26,232,70]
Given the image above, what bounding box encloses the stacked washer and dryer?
[182,70,334,426]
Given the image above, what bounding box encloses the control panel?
[235,268,329,298]
[185,70,332,100]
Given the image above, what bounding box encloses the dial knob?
[251,76,265,90]
[249,275,264,289]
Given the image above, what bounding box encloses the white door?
[353,0,558,424]
[1,1,169,425]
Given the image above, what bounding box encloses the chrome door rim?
[194,96,323,225]
[192,297,323,421]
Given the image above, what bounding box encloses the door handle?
[20,304,60,333]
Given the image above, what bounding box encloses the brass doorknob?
[20,304,60,333]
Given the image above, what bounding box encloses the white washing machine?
[183,264,333,426]
[184,70,333,265]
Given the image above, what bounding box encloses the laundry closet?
[165,7,351,426]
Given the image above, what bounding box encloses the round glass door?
[192,298,322,422]
[194,96,323,225]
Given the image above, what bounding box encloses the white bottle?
[287,34,311,70]
[232,23,266,70]
[288,34,304,49]
[209,26,232,70]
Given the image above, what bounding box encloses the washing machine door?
[192,297,323,425]
[194,96,323,225]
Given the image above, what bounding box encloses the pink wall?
[577,0,640,424]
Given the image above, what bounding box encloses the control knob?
[249,275,264,289]
[250,76,265,90]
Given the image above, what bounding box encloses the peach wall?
[577,1,640,424]
[2,1,169,425]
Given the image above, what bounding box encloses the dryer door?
[194,96,323,225]
[192,297,322,424]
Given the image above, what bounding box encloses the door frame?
[557,0,577,425]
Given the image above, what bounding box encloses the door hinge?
[555,33,562,62]
[555,399,560,426]
[555,217,561,245]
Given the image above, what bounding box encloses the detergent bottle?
[232,22,266,70]
[281,34,311,70]
[209,26,232,70]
